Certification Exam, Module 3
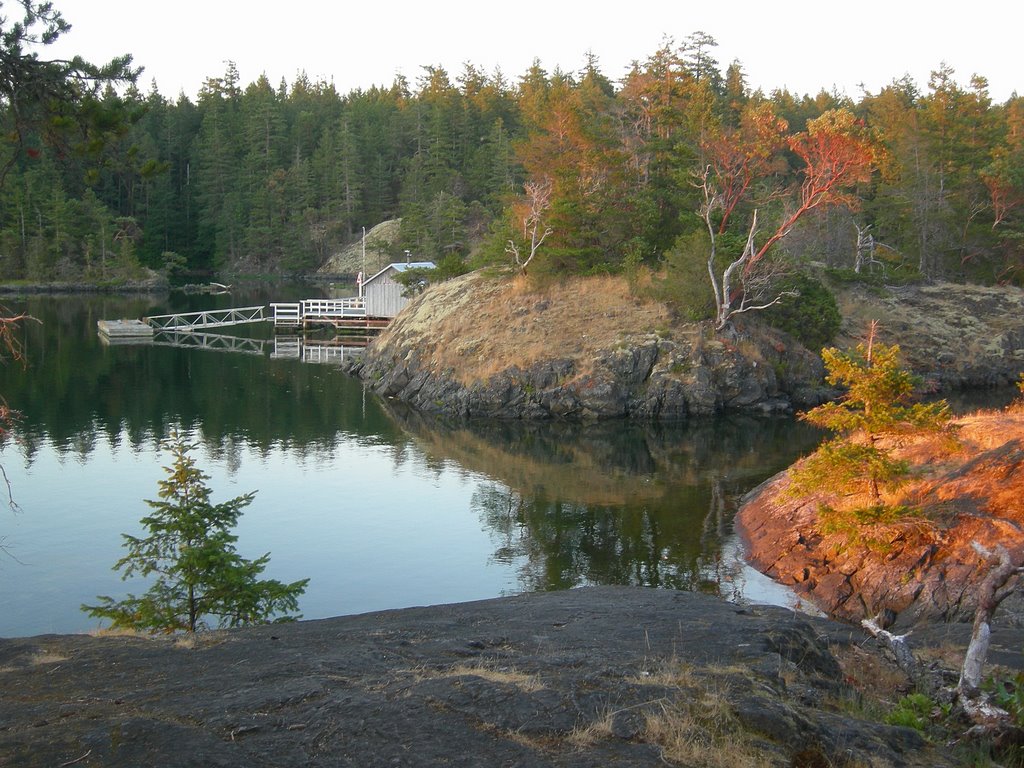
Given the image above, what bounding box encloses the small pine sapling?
[789,322,950,520]
[84,434,308,633]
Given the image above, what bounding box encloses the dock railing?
[270,302,302,326]
[271,298,366,327]
[145,305,267,332]
[301,297,366,319]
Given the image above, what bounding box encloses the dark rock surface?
[346,330,824,421]
[0,587,958,767]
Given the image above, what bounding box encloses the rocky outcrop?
[836,281,1024,391]
[346,272,1024,420]
[0,587,958,767]
[317,219,402,276]
[349,338,819,420]
[345,272,826,419]
[736,408,1024,628]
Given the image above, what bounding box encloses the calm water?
[0,287,825,637]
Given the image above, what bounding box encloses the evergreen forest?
[2,23,1022,292]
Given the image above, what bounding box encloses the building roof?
[363,261,436,285]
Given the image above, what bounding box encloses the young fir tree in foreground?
[83,435,308,633]
[790,323,950,519]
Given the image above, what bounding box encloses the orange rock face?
[737,405,1024,627]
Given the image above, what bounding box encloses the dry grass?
[891,409,1024,524]
[627,660,783,767]
[831,644,913,708]
[378,271,675,386]
[632,661,699,688]
[0,650,67,673]
[172,632,228,650]
[642,692,774,768]
[86,626,228,651]
[443,663,544,693]
[914,642,967,672]
[566,709,616,748]
[88,625,150,638]
[955,408,1024,451]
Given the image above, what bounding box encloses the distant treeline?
[1,33,1021,286]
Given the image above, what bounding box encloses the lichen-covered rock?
[836,282,1024,391]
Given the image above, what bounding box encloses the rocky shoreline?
[345,272,1024,420]
[343,272,828,420]
[0,273,169,294]
[735,407,1024,628]
[3,275,1023,765]
[0,587,973,767]
[345,337,820,420]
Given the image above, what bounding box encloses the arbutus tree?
[505,176,553,274]
[702,102,788,235]
[699,107,880,329]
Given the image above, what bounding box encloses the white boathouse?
[362,261,435,319]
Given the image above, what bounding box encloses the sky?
[43,0,1020,103]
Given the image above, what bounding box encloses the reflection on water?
[384,406,824,602]
[0,290,824,637]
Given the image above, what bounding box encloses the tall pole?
[360,226,366,298]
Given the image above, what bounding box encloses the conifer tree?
[84,435,308,633]
[791,322,950,509]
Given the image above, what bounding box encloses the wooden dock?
[99,297,390,338]
[269,298,387,330]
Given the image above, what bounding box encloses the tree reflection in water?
[385,405,824,600]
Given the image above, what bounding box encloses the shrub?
[884,693,933,731]
[790,331,950,507]
[760,272,841,350]
[650,230,716,321]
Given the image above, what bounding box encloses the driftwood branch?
[861,616,925,687]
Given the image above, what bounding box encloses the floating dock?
[97,319,154,343]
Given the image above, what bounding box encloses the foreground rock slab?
[1,587,954,767]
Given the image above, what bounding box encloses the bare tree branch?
[861,616,924,685]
